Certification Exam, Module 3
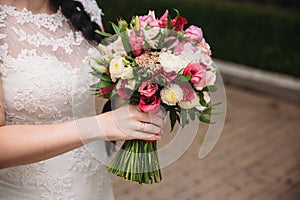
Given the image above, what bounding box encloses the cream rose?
[120,66,134,80]
[109,57,125,82]
[160,84,184,105]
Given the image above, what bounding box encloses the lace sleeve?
[0,7,7,76]
[0,7,6,39]
[78,0,105,31]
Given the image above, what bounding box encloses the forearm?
[0,105,164,169]
[0,116,100,169]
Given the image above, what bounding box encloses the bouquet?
[90,9,219,184]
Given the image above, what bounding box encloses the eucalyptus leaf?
[181,109,188,128]
[188,109,196,120]
[206,85,218,92]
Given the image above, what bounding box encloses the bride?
[0,0,164,199]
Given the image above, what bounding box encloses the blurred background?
[96,0,300,199]
[98,0,299,77]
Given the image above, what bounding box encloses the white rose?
[203,91,211,103]
[158,51,189,73]
[178,92,200,109]
[200,54,213,66]
[109,57,125,82]
[121,66,134,80]
[180,43,202,63]
[160,84,184,105]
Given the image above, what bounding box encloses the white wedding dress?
[0,3,115,200]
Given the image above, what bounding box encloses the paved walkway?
[110,84,300,200]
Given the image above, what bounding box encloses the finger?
[133,131,162,141]
[141,122,162,134]
[148,113,165,128]
[128,106,152,123]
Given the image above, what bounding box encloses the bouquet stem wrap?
[108,140,162,184]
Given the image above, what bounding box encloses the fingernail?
[155,135,161,140]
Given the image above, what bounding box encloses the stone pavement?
[110,84,300,200]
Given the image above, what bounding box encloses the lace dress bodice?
[0,4,114,200]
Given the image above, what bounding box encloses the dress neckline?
[0,4,67,31]
[0,4,61,16]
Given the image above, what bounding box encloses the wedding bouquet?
[90,9,219,184]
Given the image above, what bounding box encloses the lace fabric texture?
[0,3,114,200]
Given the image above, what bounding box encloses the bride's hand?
[97,104,165,141]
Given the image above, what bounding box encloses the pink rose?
[180,83,195,101]
[99,84,115,96]
[174,42,185,55]
[138,82,158,97]
[200,38,211,54]
[117,80,130,99]
[184,25,203,43]
[158,10,169,28]
[194,71,216,91]
[129,31,144,57]
[139,95,161,114]
[152,67,177,86]
[183,63,207,84]
[139,15,159,28]
[170,16,187,31]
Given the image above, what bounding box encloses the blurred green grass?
[97,0,300,77]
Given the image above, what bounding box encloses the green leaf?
[202,106,212,115]
[91,56,109,66]
[210,112,224,116]
[95,30,113,37]
[188,109,196,120]
[90,71,112,82]
[180,109,188,128]
[90,81,113,89]
[211,102,222,108]
[163,38,177,49]
[120,99,131,107]
[111,22,121,35]
[118,19,128,33]
[169,108,177,131]
[174,75,191,83]
[198,92,208,107]
[173,8,181,17]
[206,85,218,92]
[120,33,131,56]
[199,114,211,124]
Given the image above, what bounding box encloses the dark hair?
[50,0,103,44]
[50,0,116,154]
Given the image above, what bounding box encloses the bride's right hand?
[96,104,165,141]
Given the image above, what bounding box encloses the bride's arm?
[0,82,163,169]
